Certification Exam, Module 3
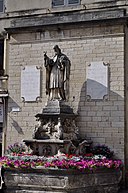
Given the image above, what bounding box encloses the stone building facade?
[0,0,127,182]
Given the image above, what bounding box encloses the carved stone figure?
[33,118,63,140]
[44,45,71,101]
[63,118,79,140]
[33,118,49,139]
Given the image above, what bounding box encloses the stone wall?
[6,23,125,160]
[0,1,127,39]
[4,0,128,13]
[0,0,127,37]
[5,0,51,12]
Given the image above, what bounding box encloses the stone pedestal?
[23,100,91,156]
[42,100,73,114]
[23,139,71,156]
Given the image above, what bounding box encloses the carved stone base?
[33,100,79,141]
[23,100,92,156]
[42,100,73,115]
[23,139,92,156]
[23,139,71,156]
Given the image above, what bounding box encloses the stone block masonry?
[4,168,122,193]
[7,23,125,160]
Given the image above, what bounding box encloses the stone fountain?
[5,46,122,193]
[23,45,91,156]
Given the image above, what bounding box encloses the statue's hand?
[44,51,49,67]
[44,51,47,59]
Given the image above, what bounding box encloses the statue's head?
[53,45,61,54]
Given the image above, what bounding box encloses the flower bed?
[3,165,122,193]
[1,144,123,193]
[0,154,122,171]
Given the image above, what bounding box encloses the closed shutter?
[0,40,4,76]
[68,0,80,5]
[0,0,3,12]
[52,0,64,7]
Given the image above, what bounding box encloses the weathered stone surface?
[23,139,71,156]
[23,99,91,156]
[42,100,74,115]
[5,9,125,33]
[7,26,125,161]
[4,168,122,193]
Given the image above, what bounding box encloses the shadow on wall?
[8,97,24,135]
[8,97,21,113]
[11,118,24,135]
[77,79,124,146]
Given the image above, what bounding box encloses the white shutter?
[52,0,65,7]
[68,0,80,5]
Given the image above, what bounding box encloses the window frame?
[67,0,80,6]
[52,0,80,8]
[0,39,4,76]
[0,0,4,13]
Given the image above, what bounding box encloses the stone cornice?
[5,9,127,34]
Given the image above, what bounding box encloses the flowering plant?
[0,154,123,172]
[2,143,122,172]
[6,143,26,155]
[90,144,114,158]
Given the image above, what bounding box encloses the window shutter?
[0,0,3,12]
[68,0,80,5]
[52,0,64,7]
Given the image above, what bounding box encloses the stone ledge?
[5,9,126,34]
[4,168,122,193]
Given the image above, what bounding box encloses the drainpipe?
[2,34,9,156]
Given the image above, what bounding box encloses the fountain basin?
[3,167,122,193]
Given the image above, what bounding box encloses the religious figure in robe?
[44,45,71,101]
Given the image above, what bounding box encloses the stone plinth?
[42,100,74,115]
[23,139,71,156]
[3,168,122,193]
[23,100,91,156]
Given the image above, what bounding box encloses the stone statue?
[63,118,79,140]
[33,118,49,139]
[33,117,63,140]
[44,45,71,101]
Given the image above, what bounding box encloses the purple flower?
[0,154,123,171]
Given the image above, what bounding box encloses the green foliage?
[91,144,114,159]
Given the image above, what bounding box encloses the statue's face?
[54,47,60,55]
[54,48,58,54]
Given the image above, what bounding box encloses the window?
[68,0,80,5]
[0,0,3,12]
[52,0,80,7]
[0,40,4,76]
